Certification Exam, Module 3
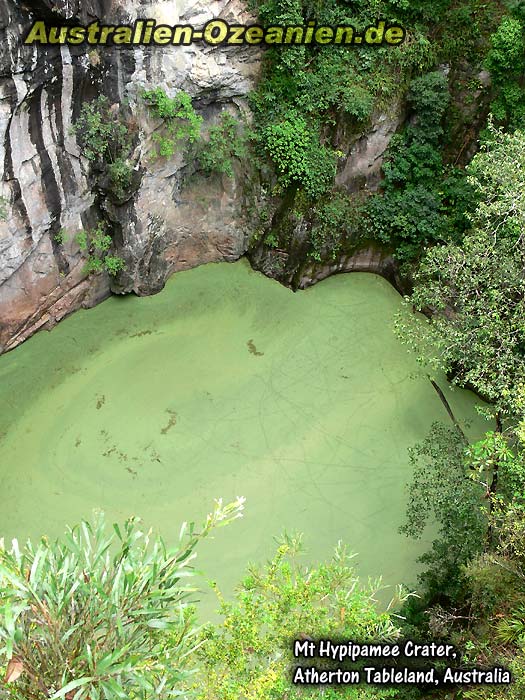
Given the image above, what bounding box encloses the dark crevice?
[28,82,69,275]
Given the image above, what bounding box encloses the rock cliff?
[0,0,261,352]
[0,0,404,354]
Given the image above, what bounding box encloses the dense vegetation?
[245,0,503,263]
[0,512,410,699]
[242,15,525,695]
[3,0,525,698]
[395,124,525,699]
[0,501,245,699]
[237,0,522,270]
[192,536,409,700]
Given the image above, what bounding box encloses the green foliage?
[75,230,88,252]
[467,121,525,237]
[142,88,202,159]
[398,126,525,692]
[192,535,407,700]
[75,223,126,278]
[0,500,245,700]
[464,553,525,620]
[79,224,111,254]
[402,403,525,612]
[294,51,375,120]
[458,520,525,700]
[103,256,127,277]
[400,416,525,700]
[364,71,474,260]
[107,159,134,201]
[398,126,525,419]
[398,198,525,603]
[406,229,525,417]
[261,110,338,198]
[495,605,525,645]
[453,468,525,700]
[309,192,363,261]
[72,97,134,201]
[152,135,177,158]
[486,15,525,128]
[198,113,248,178]
[400,422,486,600]
[53,229,66,245]
[246,0,505,257]
[437,0,503,63]
[73,97,130,163]
[247,0,443,204]
[249,0,303,27]
[507,0,525,23]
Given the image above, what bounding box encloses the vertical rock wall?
[0,0,411,354]
[0,0,261,352]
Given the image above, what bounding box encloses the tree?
[364,71,473,261]
[397,125,525,422]
[396,127,525,609]
[485,14,525,128]
[191,535,409,700]
[447,404,525,700]
[400,423,486,601]
[0,499,244,700]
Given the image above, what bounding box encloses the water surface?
[0,261,488,612]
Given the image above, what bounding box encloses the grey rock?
[0,0,261,352]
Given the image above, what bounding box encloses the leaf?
[49,677,94,699]
[146,618,169,629]
[5,658,24,683]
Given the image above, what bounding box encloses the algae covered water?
[0,261,487,612]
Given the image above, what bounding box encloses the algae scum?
[0,261,487,610]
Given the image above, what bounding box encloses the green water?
[0,260,488,613]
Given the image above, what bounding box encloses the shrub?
[364,71,473,260]
[261,111,337,199]
[400,422,486,602]
[485,15,525,128]
[198,113,249,178]
[72,97,134,201]
[73,97,131,164]
[103,256,127,277]
[107,158,134,201]
[75,222,126,278]
[309,192,363,261]
[142,88,202,159]
[0,500,244,700]
[192,535,407,700]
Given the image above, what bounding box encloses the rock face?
[246,102,405,291]
[0,0,261,352]
[336,105,405,193]
[0,0,404,354]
